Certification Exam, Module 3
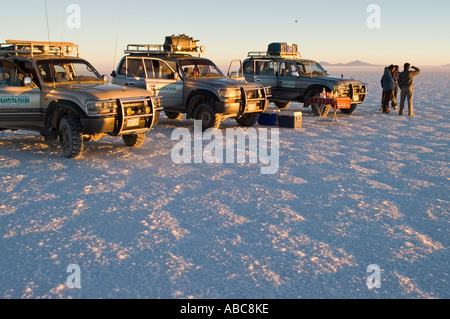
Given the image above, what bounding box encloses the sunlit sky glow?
[1,0,449,73]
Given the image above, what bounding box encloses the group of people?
[381,63,420,116]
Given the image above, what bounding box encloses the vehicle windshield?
[297,61,328,76]
[180,59,224,79]
[36,59,103,85]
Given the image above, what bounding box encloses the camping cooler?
[258,109,279,126]
[277,111,302,128]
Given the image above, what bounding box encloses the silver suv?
[242,43,367,116]
[111,35,270,130]
[0,40,162,158]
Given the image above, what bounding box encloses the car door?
[143,58,183,110]
[245,59,278,98]
[0,59,42,130]
[277,61,304,101]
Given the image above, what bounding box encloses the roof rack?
[125,44,206,56]
[247,51,302,59]
[0,40,79,57]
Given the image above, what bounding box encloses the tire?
[236,113,260,127]
[274,101,291,109]
[305,90,330,117]
[59,115,83,158]
[165,111,183,120]
[311,103,331,117]
[194,103,221,131]
[153,111,160,126]
[122,134,146,147]
[340,104,357,114]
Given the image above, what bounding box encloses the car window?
[243,61,254,75]
[0,60,26,87]
[117,59,127,75]
[297,61,327,75]
[255,61,275,76]
[279,62,297,77]
[36,59,102,84]
[144,59,175,80]
[127,58,145,78]
[179,59,223,79]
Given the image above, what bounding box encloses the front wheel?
[122,134,146,147]
[236,113,260,127]
[311,103,331,117]
[59,115,83,158]
[194,103,221,131]
[340,104,357,114]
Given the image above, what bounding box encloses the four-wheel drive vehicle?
[111,35,270,131]
[242,43,367,116]
[0,40,162,158]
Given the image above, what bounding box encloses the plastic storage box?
[277,111,302,128]
[258,110,279,126]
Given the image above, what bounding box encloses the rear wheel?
[274,101,291,109]
[236,113,260,127]
[59,115,83,158]
[122,134,146,147]
[165,111,183,120]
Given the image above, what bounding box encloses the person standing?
[381,65,395,114]
[398,63,421,116]
[391,65,399,110]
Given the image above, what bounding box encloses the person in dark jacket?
[398,63,420,116]
[381,65,395,114]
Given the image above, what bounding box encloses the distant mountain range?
[320,60,450,67]
[320,60,381,67]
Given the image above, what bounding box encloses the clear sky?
[1,0,449,72]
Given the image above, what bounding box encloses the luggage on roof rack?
[267,42,299,56]
[0,40,79,57]
[164,34,201,52]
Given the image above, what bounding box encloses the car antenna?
[112,0,124,72]
[44,0,56,89]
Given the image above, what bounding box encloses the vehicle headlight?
[86,100,118,115]
[219,89,241,99]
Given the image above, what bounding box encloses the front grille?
[122,100,148,116]
[245,88,264,100]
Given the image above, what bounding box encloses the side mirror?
[111,70,117,78]
[23,77,32,86]
[292,71,300,77]
[102,75,109,83]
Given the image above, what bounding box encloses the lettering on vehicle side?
[158,85,177,93]
[0,95,31,106]
[281,81,295,88]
